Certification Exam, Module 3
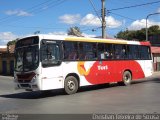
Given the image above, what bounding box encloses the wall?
[0,53,14,76]
[153,53,160,71]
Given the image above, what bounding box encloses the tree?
[115,25,160,41]
[67,26,83,37]
[7,38,19,53]
[149,25,160,35]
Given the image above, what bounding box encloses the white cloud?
[48,31,67,36]
[0,32,18,45]
[80,14,122,28]
[5,10,32,16]
[157,8,160,12]
[59,14,81,24]
[128,19,160,30]
[106,16,122,28]
[47,31,96,37]
[59,13,122,28]
[80,14,101,26]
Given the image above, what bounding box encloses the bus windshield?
[15,45,39,72]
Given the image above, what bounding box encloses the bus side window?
[79,42,97,60]
[105,44,113,59]
[41,44,60,67]
[63,41,78,60]
[121,45,128,59]
[98,43,113,60]
[129,45,140,60]
[98,43,105,60]
[139,46,151,60]
[114,45,122,59]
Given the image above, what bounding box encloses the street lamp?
[146,12,160,41]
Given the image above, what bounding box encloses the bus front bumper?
[15,82,39,91]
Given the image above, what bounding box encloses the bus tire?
[64,76,79,95]
[119,71,132,86]
[122,71,132,86]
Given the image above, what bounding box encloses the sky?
[0,0,160,45]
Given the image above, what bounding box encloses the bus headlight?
[31,75,37,83]
[14,74,18,82]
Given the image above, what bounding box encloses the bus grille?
[17,72,36,83]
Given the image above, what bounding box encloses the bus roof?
[21,34,151,46]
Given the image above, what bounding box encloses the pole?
[146,12,160,41]
[146,15,149,41]
[101,0,106,38]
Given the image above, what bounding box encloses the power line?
[0,0,53,23]
[88,0,102,23]
[88,0,106,38]
[108,12,136,21]
[109,11,155,27]
[0,0,66,25]
[29,0,66,15]
[108,0,160,11]
[107,9,160,29]
[4,24,66,30]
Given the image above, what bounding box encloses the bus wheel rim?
[124,74,130,82]
[67,80,75,91]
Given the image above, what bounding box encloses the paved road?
[0,73,160,116]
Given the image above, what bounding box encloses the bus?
[14,34,153,94]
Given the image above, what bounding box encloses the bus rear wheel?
[119,71,132,86]
[64,76,79,95]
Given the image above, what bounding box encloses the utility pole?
[101,0,106,38]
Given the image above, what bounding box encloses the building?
[0,45,15,76]
[151,47,160,71]
[149,35,160,71]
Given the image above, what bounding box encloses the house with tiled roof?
[0,45,14,75]
[149,35,160,71]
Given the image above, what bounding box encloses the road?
[0,73,160,119]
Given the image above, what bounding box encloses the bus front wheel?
[64,76,79,95]
[119,71,132,86]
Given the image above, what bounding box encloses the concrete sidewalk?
[0,75,13,80]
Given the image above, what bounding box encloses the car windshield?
[15,45,39,72]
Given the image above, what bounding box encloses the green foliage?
[7,39,17,46]
[7,38,19,46]
[116,25,160,41]
[7,38,19,53]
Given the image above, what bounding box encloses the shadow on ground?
[0,76,160,99]
[0,89,66,99]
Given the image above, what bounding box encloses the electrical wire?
[109,11,156,26]
[88,0,102,23]
[0,0,53,23]
[108,0,160,11]
[0,0,66,25]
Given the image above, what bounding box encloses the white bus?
[14,34,153,94]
